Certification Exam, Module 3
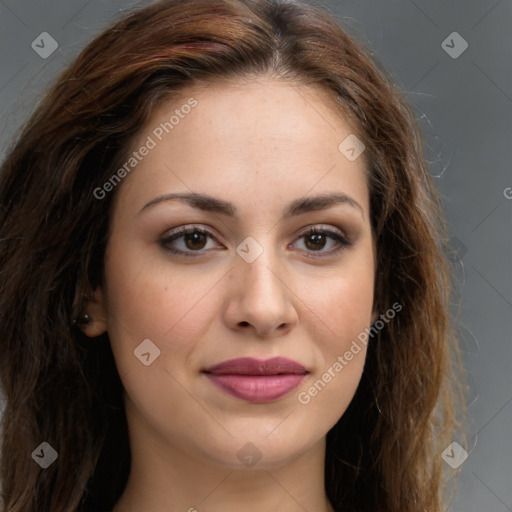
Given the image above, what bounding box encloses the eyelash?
[159,225,352,258]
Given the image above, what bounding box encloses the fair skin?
[84,76,377,512]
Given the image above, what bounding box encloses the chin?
[197,427,322,471]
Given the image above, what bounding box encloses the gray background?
[0,1,511,511]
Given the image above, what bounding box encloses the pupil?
[306,233,325,250]
[185,232,206,250]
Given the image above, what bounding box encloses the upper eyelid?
[294,223,346,236]
[162,223,346,239]
[162,225,219,241]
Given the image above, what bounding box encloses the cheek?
[302,260,375,350]
[307,279,372,372]
[296,280,373,427]
[102,249,221,375]
[102,257,224,426]
[294,251,374,414]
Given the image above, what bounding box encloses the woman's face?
[94,77,377,469]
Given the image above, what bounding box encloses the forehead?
[154,76,362,152]
[117,76,369,215]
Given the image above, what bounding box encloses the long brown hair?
[0,0,465,510]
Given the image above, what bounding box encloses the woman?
[0,0,465,511]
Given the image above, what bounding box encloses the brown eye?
[304,232,328,251]
[183,231,208,250]
[160,226,221,256]
[292,227,352,257]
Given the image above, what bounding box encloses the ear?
[80,287,108,337]
[370,308,379,325]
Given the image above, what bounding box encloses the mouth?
[202,357,309,403]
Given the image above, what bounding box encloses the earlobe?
[78,287,108,337]
[371,309,379,325]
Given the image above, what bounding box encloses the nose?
[222,243,299,339]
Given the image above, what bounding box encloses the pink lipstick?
[202,357,308,403]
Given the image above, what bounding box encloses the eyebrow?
[138,191,364,218]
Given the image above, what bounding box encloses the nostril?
[239,321,250,327]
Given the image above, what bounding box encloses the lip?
[202,357,309,403]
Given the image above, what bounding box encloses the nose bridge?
[226,233,297,336]
[236,234,284,297]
